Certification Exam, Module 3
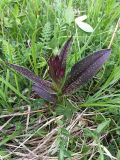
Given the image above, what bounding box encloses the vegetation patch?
[0,0,120,159]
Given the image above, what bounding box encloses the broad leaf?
[7,63,55,94]
[63,49,111,94]
[75,15,87,22]
[32,83,57,102]
[76,21,93,33]
[75,16,93,33]
[48,56,65,82]
[48,37,73,82]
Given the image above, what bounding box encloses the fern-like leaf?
[41,22,53,47]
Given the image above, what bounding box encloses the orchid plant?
[7,37,111,103]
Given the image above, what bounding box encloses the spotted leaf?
[32,83,57,102]
[63,49,111,94]
[59,36,73,68]
[7,63,55,95]
[48,36,73,82]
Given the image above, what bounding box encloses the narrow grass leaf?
[96,119,111,134]
[101,145,117,160]
[0,77,28,103]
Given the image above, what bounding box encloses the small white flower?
[75,15,94,33]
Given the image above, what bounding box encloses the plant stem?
[108,17,120,49]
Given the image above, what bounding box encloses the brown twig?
[3,115,63,159]
[0,109,46,119]
[25,105,31,133]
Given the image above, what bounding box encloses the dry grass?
[0,107,102,160]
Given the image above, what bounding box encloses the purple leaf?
[59,36,73,67]
[63,49,111,94]
[48,36,73,82]
[7,63,55,94]
[32,83,57,102]
[48,56,65,82]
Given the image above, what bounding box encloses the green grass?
[0,0,120,159]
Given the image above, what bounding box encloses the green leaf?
[96,119,111,134]
[0,77,28,103]
[117,150,120,159]
[64,7,74,24]
[61,128,69,137]
[63,150,71,158]
[59,148,64,160]
[83,128,97,138]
